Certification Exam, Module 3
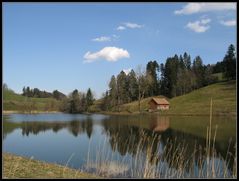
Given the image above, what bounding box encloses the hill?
[3,89,61,112]
[91,80,236,116]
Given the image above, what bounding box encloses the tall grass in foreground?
[84,99,236,178]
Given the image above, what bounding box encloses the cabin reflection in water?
[149,116,169,132]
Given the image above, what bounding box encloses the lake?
[3,113,236,178]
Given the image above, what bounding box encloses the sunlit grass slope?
[3,153,100,178]
[98,80,236,116]
[3,89,61,112]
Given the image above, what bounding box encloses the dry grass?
[94,80,236,116]
[84,99,236,178]
[3,153,100,179]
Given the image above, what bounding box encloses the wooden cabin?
[148,97,170,111]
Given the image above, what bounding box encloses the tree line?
[211,44,236,79]
[22,86,66,100]
[21,86,95,113]
[101,44,236,112]
[60,88,94,113]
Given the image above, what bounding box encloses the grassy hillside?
[167,80,236,115]
[3,89,61,112]
[95,80,236,116]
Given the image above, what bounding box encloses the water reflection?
[149,116,169,132]
[101,117,235,177]
[3,113,236,178]
[3,119,94,139]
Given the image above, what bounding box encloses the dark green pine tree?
[22,86,26,96]
[109,75,118,109]
[146,60,160,97]
[86,88,94,109]
[70,89,80,113]
[127,69,138,101]
[183,52,191,70]
[192,56,205,88]
[26,86,31,97]
[117,71,128,105]
[223,44,236,80]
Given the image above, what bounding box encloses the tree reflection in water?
[3,118,94,139]
[3,114,236,178]
[100,115,235,178]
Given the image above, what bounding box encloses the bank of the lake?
[90,80,236,116]
[3,153,101,179]
[3,80,236,116]
[2,110,62,115]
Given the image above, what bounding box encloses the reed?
[84,99,236,178]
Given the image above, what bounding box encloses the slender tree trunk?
[138,94,141,113]
[138,84,141,112]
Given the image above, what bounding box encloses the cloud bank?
[220,20,236,26]
[175,3,236,15]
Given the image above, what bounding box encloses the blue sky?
[3,3,236,98]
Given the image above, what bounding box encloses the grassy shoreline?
[2,110,62,115]
[3,110,236,116]
[3,153,101,179]
[90,80,236,116]
[93,110,236,116]
[3,81,236,116]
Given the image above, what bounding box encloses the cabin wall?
[149,101,169,110]
[149,101,157,110]
[158,105,169,110]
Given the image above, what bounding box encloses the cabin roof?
[150,97,169,105]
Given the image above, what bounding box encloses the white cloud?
[175,3,236,15]
[112,34,120,40]
[220,20,236,26]
[92,36,111,42]
[117,22,144,30]
[186,19,211,33]
[112,34,119,38]
[123,22,144,29]
[123,68,132,75]
[83,47,130,63]
[92,35,120,42]
[201,18,211,24]
[117,26,126,30]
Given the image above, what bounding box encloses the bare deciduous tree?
[135,65,152,112]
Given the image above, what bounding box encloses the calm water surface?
[3,113,236,178]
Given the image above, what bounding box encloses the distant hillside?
[3,89,61,112]
[3,80,236,115]
[91,80,236,116]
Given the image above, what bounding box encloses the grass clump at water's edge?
[85,99,236,178]
[3,153,101,179]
